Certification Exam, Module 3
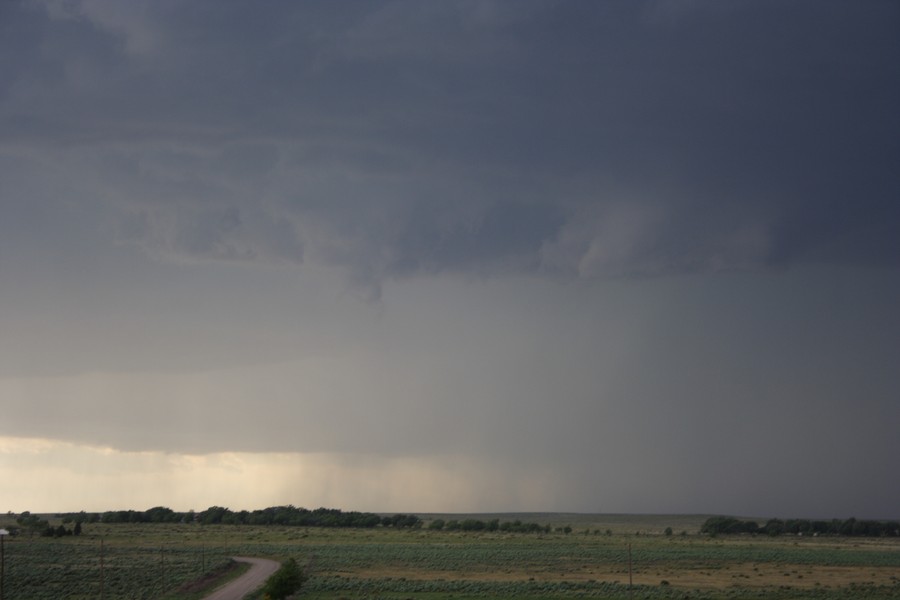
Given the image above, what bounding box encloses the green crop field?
[1,515,898,599]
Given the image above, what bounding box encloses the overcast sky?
[1,0,898,519]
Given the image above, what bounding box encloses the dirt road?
[201,556,281,600]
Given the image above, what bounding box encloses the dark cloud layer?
[2,0,897,297]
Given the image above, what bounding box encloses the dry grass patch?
[340,561,899,591]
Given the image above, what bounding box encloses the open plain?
[1,514,898,599]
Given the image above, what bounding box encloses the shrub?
[261,558,306,600]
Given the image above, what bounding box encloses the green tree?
[16,512,50,537]
[764,519,785,536]
[145,506,177,523]
[199,506,231,525]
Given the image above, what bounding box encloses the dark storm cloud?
[5,1,900,520]
[2,0,898,292]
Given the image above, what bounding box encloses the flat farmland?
[1,515,898,599]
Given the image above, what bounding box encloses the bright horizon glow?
[0,436,566,515]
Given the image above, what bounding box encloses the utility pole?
[0,528,14,600]
[628,542,633,599]
[160,547,166,591]
[100,538,105,600]
[1,529,6,600]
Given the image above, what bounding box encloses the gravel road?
[200,556,281,600]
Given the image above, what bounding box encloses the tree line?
[42,507,556,535]
[13,512,83,538]
[701,516,900,537]
[54,506,421,528]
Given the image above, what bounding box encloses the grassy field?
[1,514,897,599]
